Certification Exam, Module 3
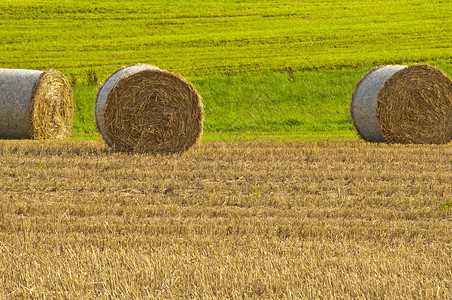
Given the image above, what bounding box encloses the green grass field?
[0,0,451,138]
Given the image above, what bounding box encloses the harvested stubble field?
[0,139,451,299]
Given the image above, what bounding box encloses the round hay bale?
[351,64,452,144]
[95,64,203,154]
[0,69,74,139]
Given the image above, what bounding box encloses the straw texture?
[0,69,73,139]
[351,64,452,144]
[96,64,203,154]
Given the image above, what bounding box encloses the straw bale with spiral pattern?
[96,64,203,153]
[0,69,73,139]
[351,64,452,144]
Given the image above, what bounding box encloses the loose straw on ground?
[96,64,203,154]
[351,64,452,144]
[0,69,73,139]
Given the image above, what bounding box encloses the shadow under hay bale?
[95,64,204,154]
[351,64,452,144]
[0,69,74,140]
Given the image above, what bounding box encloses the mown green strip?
[0,0,450,79]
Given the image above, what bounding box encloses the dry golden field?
[0,139,451,299]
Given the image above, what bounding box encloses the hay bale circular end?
[31,69,74,139]
[351,64,452,144]
[96,64,204,154]
[0,68,73,139]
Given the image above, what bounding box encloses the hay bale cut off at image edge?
[351,64,452,144]
[95,64,204,154]
[0,69,74,139]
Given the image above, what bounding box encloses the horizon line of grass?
[69,130,360,142]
